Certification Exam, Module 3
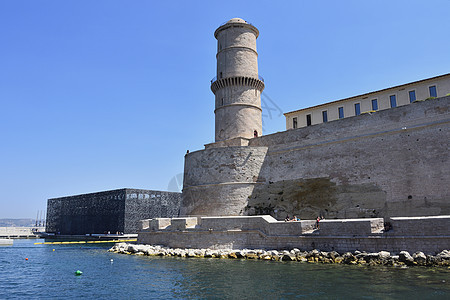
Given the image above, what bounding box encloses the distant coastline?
[0,218,36,227]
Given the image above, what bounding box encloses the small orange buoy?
[25,258,28,261]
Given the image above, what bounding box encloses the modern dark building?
[46,188,181,235]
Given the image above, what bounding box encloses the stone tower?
[211,18,265,142]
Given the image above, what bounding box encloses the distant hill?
[0,219,37,227]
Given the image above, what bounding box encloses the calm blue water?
[0,239,449,299]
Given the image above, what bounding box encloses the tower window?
[409,90,416,103]
[219,72,223,79]
[390,95,397,108]
[293,117,297,129]
[221,98,224,105]
[338,107,344,119]
[306,114,312,126]
[322,111,328,123]
[354,103,361,116]
[429,85,437,97]
[371,99,378,111]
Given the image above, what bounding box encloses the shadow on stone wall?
[244,178,387,220]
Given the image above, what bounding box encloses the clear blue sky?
[1,1,449,219]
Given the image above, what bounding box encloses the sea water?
[0,239,449,299]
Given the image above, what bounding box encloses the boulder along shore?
[109,243,450,267]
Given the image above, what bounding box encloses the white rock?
[379,251,391,259]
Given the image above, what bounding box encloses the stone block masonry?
[46,188,181,235]
[138,215,450,255]
[181,96,450,220]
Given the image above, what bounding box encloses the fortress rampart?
[180,146,267,216]
[138,215,450,254]
[138,19,449,257]
[181,96,450,219]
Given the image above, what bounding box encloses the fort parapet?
[138,215,450,254]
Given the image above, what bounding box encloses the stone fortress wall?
[138,215,450,254]
[181,96,450,219]
[180,17,450,221]
[141,18,450,254]
[46,188,181,235]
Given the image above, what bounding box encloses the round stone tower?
[211,18,265,142]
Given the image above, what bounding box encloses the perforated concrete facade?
[46,189,181,234]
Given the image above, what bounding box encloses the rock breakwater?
[109,243,450,267]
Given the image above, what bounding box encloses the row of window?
[293,86,438,128]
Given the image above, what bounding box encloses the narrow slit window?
[293,117,297,129]
[354,103,361,116]
[409,90,416,103]
[306,114,312,126]
[338,107,344,119]
[429,85,437,97]
[372,99,378,111]
[390,95,397,108]
[322,111,328,123]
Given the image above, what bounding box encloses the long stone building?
[285,73,450,129]
[179,18,450,220]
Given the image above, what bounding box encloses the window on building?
[338,107,344,119]
[371,99,378,111]
[409,90,416,103]
[293,117,297,129]
[322,111,328,123]
[429,85,437,97]
[354,103,361,116]
[306,114,312,126]
[390,95,397,108]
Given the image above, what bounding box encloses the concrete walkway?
[0,227,44,238]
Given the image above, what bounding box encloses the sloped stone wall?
[181,96,450,220]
